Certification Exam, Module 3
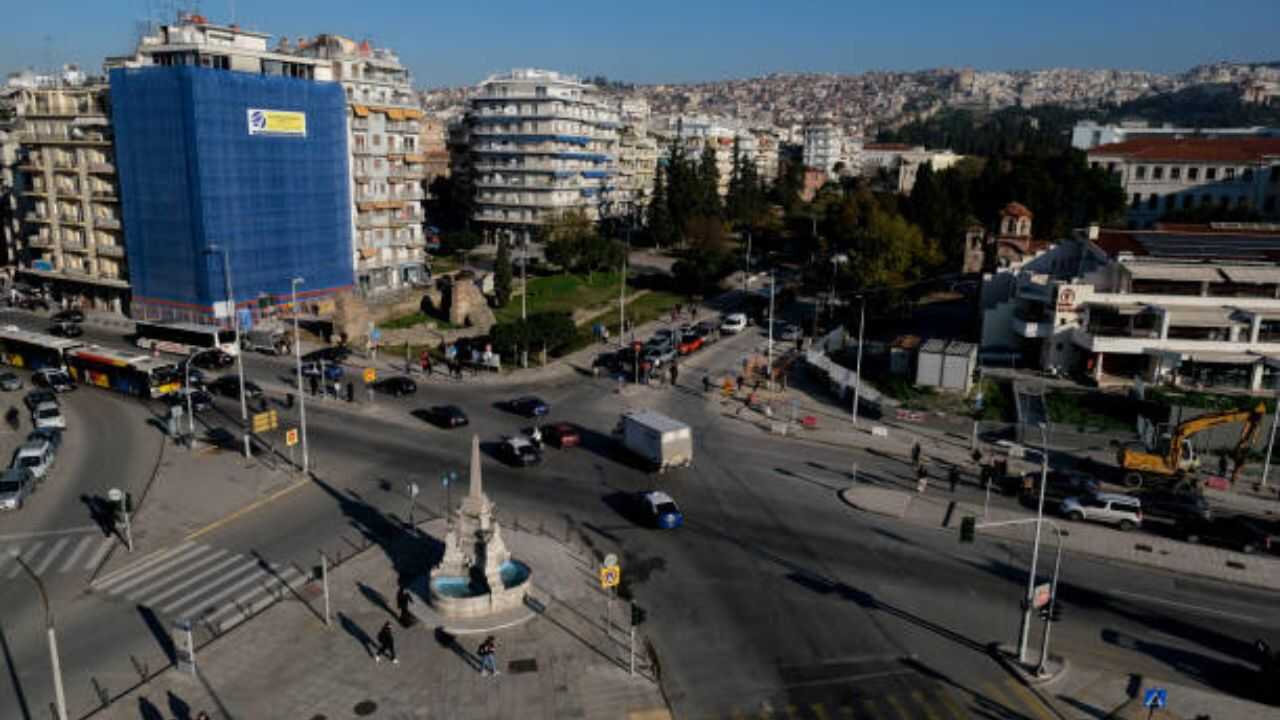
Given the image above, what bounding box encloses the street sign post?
[600,562,621,641]
[286,428,299,446]
[251,410,279,433]
[1143,687,1167,720]
[1032,582,1051,609]
[363,367,376,383]
[407,481,420,526]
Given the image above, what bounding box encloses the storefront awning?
[385,108,405,121]
[352,105,370,117]
[1122,263,1222,282]
[1184,351,1260,364]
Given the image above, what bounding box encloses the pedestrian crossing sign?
[599,565,621,589]
[285,428,299,447]
[364,367,377,383]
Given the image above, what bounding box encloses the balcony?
[24,212,51,224]
[87,162,115,174]
[91,190,119,202]
[61,240,88,253]
[96,244,125,258]
[27,236,55,249]
[93,217,121,229]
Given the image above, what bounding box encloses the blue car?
[641,491,683,529]
[508,396,550,417]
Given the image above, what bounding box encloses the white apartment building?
[1087,137,1280,227]
[857,143,962,193]
[803,120,843,177]
[652,114,779,196]
[616,125,658,212]
[294,34,427,294]
[981,223,1280,391]
[1071,120,1280,151]
[466,69,620,240]
[106,14,332,80]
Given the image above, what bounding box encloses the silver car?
[1061,492,1142,531]
[33,401,65,430]
[0,467,33,510]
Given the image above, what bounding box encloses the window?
[1090,161,1099,170]
[1170,166,1181,181]
[1271,167,1280,184]
[1206,167,1218,181]
[1152,166,1164,180]
[1266,196,1277,212]
[1201,195,1212,206]
[372,134,382,146]
[1165,194,1176,210]
[1135,165,1147,180]
[1243,168,1254,182]
[1183,195,1194,209]
[1225,168,1236,181]
[1188,167,1199,181]
[1147,194,1159,209]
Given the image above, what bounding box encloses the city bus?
[65,346,182,399]
[133,321,239,357]
[0,325,84,370]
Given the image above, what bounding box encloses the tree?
[445,230,481,265]
[647,167,677,248]
[542,210,595,273]
[696,142,722,219]
[726,137,743,221]
[493,236,513,307]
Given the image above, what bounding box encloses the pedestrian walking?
[669,363,679,387]
[736,375,745,394]
[702,374,711,393]
[948,466,960,493]
[971,448,982,466]
[375,621,398,664]
[910,441,922,468]
[916,465,929,494]
[691,306,699,321]
[195,713,210,720]
[478,634,499,676]
[1218,453,1229,478]
[397,586,416,627]
[308,374,318,397]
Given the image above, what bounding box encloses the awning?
[1122,263,1222,282]
[403,109,424,120]
[386,108,405,121]
[352,105,370,117]
[1220,266,1280,284]
[405,154,425,163]
[1184,351,1260,364]
[1082,302,1151,316]
[1163,307,1240,327]
[358,247,377,259]
[357,201,379,212]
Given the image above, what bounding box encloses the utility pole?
[766,270,775,390]
[852,295,865,426]
[208,245,250,459]
[14,556,67,720]
[291,277,310,474]
[619,207,628,348]
[521,233,528,368]
[742,229,752,293]
[1017,422,1051,664]
[1262,395,1278,490]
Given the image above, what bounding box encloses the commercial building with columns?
[981,222,1280,392]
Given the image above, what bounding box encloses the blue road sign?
[1142,688,1167,709]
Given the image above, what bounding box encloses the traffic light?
[960,516,976,543]
[1039,603,1063,622]
[630,605,647,627]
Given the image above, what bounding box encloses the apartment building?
[981,223,1280,391]
[803,120,844,177]
[293,35,427,294]
[12,82,129,311]
[1088,137,1280,228]
[1071,120,1280,151]
[616,125,658,212]
[465,69,621,241]
[652,114,778,196]
[0,106,22,270]
[857,143,962,193]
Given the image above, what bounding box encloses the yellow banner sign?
[247,109,307,137]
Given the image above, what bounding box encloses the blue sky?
[4,0,1279,87]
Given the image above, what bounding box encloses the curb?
[988,643,1072,720]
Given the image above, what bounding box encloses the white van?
[14,439,55,480]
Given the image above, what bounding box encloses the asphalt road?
[0,308,1278,719]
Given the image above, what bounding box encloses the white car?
[33,401,65,430]
[720,313,748,334]
[13,439,54,480]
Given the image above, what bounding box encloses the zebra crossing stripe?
[5,541,44,579]
[59,535,96,573]
[31,537,71,575]
[934,687,970,717]
[98,544,212,594]
[92,541,196,590]
[160,560,271,616]
[143,551,238,605]
[119,547,233,601]
[167,562,299,618]
[909,691,944,720]
[207,566,305,629]
[85,537,114,570]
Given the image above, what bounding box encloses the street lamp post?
[12,555,68,720]
[207,245,250,459]
[973,517,1065,677]
[291,277,310,475]
[852,293,865,426]
[1017,421,1052,664]
[766,270,775,390]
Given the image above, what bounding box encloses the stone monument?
[429,435,531,618]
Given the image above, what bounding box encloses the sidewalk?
[1045,663,1273,720]
[89,519,671,720]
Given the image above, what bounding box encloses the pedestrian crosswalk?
[0,532,115,579]
[708,677,1056,720]
[91,541,310,633]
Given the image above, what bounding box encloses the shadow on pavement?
[0,626,30,720]
[338,611,374,659]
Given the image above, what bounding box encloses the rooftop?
[1087,136,1280,163]
[1092,225,1280,262]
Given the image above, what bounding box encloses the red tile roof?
[1087,137,1280,163]
[1002,201,1033,218]
[1093,230,1148,257]
[863,143,917,152]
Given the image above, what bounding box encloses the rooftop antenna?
[229,0,235,25]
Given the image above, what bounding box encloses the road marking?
[32,536,70,575]
[909,691,944,720]
[97,544,209,594]
[91,541,196,589]
[85,537,114,570]
[59,535,96,573]
[5,541,43,579]
[143,551,237,605]
[184,476,312,542]
[934,688,969,718]
[1108,589,1262,623]
[998,680,1055,720]
[0,525,100,542]
[163,562,273,615]
[206,567,306,627]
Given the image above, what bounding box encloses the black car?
[208,375,264,400]
[422,404,468,428]
[1180,515,1276,554]
[507,396,550,417]
[592,352,618,371]
[191,350,235,370]
[52,309,85,323]
[372,376,417,397]
[1022,471,1100,508]
[1137,489,1212,525]
[166,388,214,413]
[303,346,353,364]
[49,321,83,338]
[26,427,63,452]
[24,389,57,411]
[0,372,21,391]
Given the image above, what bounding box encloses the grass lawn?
[378,312,459,331]
[557,289,686,358]
[429,254,462,275]
[493,272,623,325]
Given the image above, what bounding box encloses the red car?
[677,335,704,355]
[543,422,581,448]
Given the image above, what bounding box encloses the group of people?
[372,619,500,676]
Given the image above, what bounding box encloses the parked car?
[303,346,352,364]
[1061,492,1142,531]
[422,404,468,429]
[51,309,85,323]
[592,352,619,372]
[49,321,83,338]
[0,467,33,511]
[498,435,542,466]
[298,361,344,381]
[13,438,55,480]
[720,313,747,334]
[33,368,75,393]
[371,376,417,397]
[542,422,581,449]
[208,376,264,400]
[1179,515,1276,554]
[32,401,65,430]
[1021,471,1101,508]
[643,345,676,368]
[1136,489,1213,525]
[695,320,720,343]
[650,328,675,345]
[175,364,208,387]
[775,323,803,341]
[0,372,21,391]
[24,389,57,411]
[677,333,704,355]
[27,427,63,452]
[506,396,550,417]
[639,490,684,529]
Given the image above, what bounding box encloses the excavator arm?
[1167,403,1267,483]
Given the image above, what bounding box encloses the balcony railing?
[61,240,88,253]
[93,217,121,229]
[87,162,115,174]
[96,244,125,258]
[27,236,55,249]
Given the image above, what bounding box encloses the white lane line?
[164,563,275,616]
[92,541,197,590]
[114,546,229,598]
[5,541,44,579]
[32,537,71,575]
[0,525,100,542]
[207,566,305,625]
[59,536,96,573]
[85,537,114,570]
[1109,589,1263,623]
[143,551,238,605]
[98,545,211,594]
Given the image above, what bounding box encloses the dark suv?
[1021,471,1100,508]
[1179,515,1276,554]
[1136,489,1212,525]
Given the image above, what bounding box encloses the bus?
[133,321,239,357]
[65,346,182,399]
[0,325,84,370]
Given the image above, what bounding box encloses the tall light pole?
[291,277,310,475]
[742,228,752,293]
[1017,421,1051,664]
[852,294,865,426]
[766,270,775,389]
[13,555,67,720]
[184,347,217,440]
[207,245,250,459]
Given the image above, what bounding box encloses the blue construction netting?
[111,66,353,320]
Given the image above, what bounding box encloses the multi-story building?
[615,125,658,213]
[1071,120,1280,151]
[803,120,844,177]
[1087,137,1280,227]
[652,114,778,196]
[12,82,129,311]
[107,14,351,322]
[856,143,962,193]
[0,94,23,271]
[465,69,620,241]
[293,35,427,294]
[981,222,1280,391]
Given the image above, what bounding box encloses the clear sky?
[3,0,1278,88]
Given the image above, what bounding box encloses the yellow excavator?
[1118,402,1267,490]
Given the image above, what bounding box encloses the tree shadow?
[81,493,116,537]
[898,656,1044,720]
[137,605,176,664]
[166,691,192,720]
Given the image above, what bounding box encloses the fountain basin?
[429,559,532,618]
